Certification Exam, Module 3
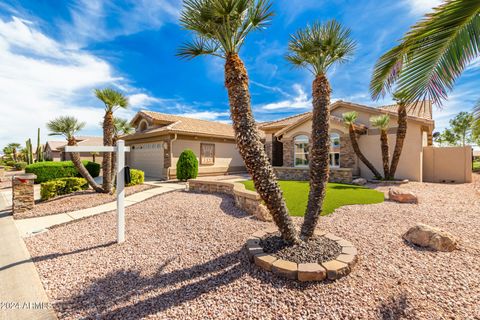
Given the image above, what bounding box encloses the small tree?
[176,149,198,181]
[450,111,474,146]
[370,115,391,179]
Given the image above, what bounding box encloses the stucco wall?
[358,122,424,181]
[423,146,472,183]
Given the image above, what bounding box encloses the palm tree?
[370,115,391,179]
[110,117,135,181]
[286,20,356,239]
[342,112,382,179]
[370,0,480,105]
[7,143,21,162]
[388,92,408,179]
[95,88,129,194]
[178,0,299,244]
[47,116,103,192]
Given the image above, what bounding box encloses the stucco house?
[44,136,104,163]
[124,111,245,179]
[260,100,435,182]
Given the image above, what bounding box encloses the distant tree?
[370,115,391,179]
[442,128,459,146]
[111,117,135,181]
[7,143,21,162]
[343,111,381,179]
[449,111,474,146]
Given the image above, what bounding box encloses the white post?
[116,140,125,243]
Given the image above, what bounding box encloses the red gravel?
[25,182,480,319]
[15,184,155,219]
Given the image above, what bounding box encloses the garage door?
[130,142,164,179]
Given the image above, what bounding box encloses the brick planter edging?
[246,228,358,282]
[188,179,272,222]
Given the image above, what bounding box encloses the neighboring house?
[124,111,246,179]
[44,137,104,163]
[259,100,435,182]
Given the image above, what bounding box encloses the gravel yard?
[15,184,154,219]
[25,182,480,319]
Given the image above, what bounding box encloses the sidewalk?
[0,211,57,320]
[15,183,185,237]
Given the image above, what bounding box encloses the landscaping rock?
[322,260,349,280]
[403,223,458,252]
[254,254,277,271]
[352,178,367,186]
[272,259,297,280]
[389,187,418,204]
[298,263,326,282]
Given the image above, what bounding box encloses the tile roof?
[46,141,66,151]
[130,111,235,139]
[258,112,311,130]
[49,136,104,151]
[378,101,433,120]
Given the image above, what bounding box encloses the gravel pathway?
[25,182,480,319]
[15,184,154,219]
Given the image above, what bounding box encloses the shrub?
[176,149,198,181]
[40,177,88,200]
[25,160,100,183]
[14,162,27,170]
[127,169,144,186]
[6,160,15,167]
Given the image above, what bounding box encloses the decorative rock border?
[246,228,358,282]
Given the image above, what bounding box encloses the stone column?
[264,141,273,164]
[12,173,37,215]
[339,135,357,173]
[282,138,294,167]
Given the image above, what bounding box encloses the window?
[200,143,215,165]
[330,133,340,167]
[138,120,148,132]
[294,135,309,167]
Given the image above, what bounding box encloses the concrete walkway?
[15,183,186,237]
[0,211,57,320]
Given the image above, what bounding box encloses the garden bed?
[24,181,480,319]
[14,184,155,219]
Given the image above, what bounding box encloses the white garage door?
[130,143,164,179]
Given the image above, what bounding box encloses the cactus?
[36,128,43,162]
[25,139,33,165]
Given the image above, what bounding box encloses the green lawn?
[241,180,384,216]
[473,160,480,172]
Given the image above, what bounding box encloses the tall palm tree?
[286,20,356,239]
[370,0,480,105]
[47,116,103,192]
[95,88,129,194]
[178,0,299,243]
[7,143,21,162]
[342,112,382,179]
[110,117,135,181]
[388,92,408,179]
[370,115,391,179]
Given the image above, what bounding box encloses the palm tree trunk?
[348,125,382,179]
[389,104,407,179]
[68,138,103,192]
[380,130,390,179]
[300,74,331,239]
[102,111,114,193]
[225,53,299,244]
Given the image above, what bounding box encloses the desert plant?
[388,92,408,179]
[40,177,88,201]
[36,128,44,162]
[95,88,129,194]
[176,149,198,181]
[47,116,103,192]
[25,160,100,183]
[178,0,299,243]
[14,162,27,170]
[6,143,20,162]
[127,169,145,186]
[286,20,356,239]
[25,139,33,165]
[370,115,391,179]
[342,111,381,179]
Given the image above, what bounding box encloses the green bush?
[6,160,15,167]
[14,162,27,170]
[127,169,144,186]
[25,160,100,183]
[176,149,198,181]
[40,177,88,201]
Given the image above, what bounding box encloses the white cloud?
[128,93,161,109]
[0,16,127,145]
[260,84,311,110]
[404,0,442,15]
[178,111,230,121]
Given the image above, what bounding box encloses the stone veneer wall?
[274,167,353,184]
[339,135,357,171]
[188,179,272,221]
[12,174,37,214]
[282,138,294,167]
[264,141,273,164]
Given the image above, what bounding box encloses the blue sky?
[0,0,479,145]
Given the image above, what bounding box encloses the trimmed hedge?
[127,169,144,186]
[176,149,198,181]
[14,162,27,170]
[40,177,88,201]
[26,160,100,183]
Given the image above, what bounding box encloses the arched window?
[329,133,340,167]
[138,120,148,132]
[294,135,309,167]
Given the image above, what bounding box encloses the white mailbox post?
[65,140,130,243]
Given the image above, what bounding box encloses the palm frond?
[342,111,358,125]
[370,114,390,130]
[177,37,223,59]
[95,88,129,112]
[370,0,480,105]
[47,116,85,140]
